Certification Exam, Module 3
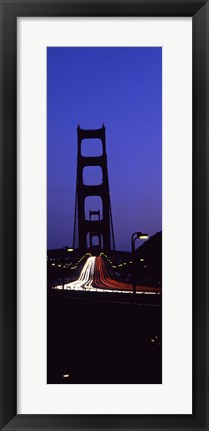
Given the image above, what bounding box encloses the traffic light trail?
[53,256,161,294]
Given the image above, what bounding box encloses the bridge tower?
[73,124,115,252]
[89,210,102,249]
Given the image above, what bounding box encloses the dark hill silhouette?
[136,231,162,286]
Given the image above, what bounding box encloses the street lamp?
[131,231,149,294]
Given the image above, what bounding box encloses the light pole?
[131,232,149,294]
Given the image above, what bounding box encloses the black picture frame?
[0,0,209,430]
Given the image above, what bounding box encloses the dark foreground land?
[47,290,162,384]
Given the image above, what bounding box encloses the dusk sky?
[47,47,162,252]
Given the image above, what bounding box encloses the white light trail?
[53,256,96,291]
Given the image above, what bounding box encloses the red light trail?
[94,256,161,293]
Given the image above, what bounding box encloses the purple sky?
[47,47,162,252]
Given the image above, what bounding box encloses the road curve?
[94,256,161,293]
[53,256,161,294]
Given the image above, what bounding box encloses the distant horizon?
[47,229,162,252]
[47,47,162,251]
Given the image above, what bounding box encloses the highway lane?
[53,256,96,290]
[64,256,96,290]
[52,255,161,294]
[94,256,161,293]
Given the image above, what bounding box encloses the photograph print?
[47,47,162,384]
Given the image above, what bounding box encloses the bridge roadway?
[53,256,161,294]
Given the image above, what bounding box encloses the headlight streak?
[52,257,96,291]
[64,256,96,290]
